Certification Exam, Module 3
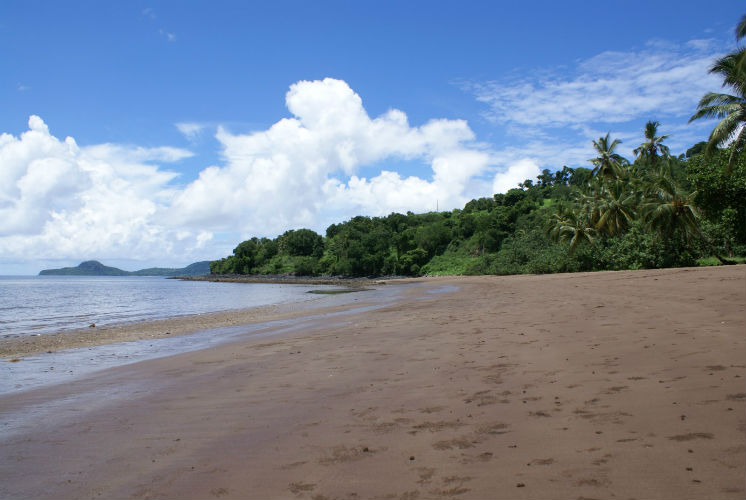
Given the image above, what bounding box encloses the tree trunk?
[697,229,734,265]
[725,238,734,258]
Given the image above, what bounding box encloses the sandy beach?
[1,266,744,499]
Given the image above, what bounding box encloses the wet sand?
[0,286,379,358]
[1,266,744,499]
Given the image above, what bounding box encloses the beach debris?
[8,358,22,363]
[409,456,415,461]
[516,483,526,488]
[89,323,96,328]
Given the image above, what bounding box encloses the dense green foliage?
[131,261,212,276]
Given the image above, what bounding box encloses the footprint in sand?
[288,482,316,494]
[318,445,378,465]
[529,458,555,465]
[575,477,611,487]
[430,476,472,497]
[411,420,465,433]
[432,437,474,450]
[416,467,436,485]
[667,432,714,441]
[419,406,446,414]
[476,423,510,435]
[280,461,308,470]
[603,386,629,394]
[705,365,728,372]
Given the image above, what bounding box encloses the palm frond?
[700,92,742,107]
[693,91,742,110]
[546,205,596,255]
[707,110,746,152]
[689,102,742,122]
[710,50,746,95]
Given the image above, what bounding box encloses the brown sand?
[1,266,744,499]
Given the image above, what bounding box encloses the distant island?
[39,260,211,276]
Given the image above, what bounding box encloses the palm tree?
[590,134,627,180]
[689,18,746,173]
[547,205,596,255]
[642,174,699,238]
[634,120,670,168]
[641,166,731,264]
[593,179,639,237]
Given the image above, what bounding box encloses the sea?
[0,275,343,338]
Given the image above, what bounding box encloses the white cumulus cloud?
[0,116,205,264]
[167,78,494,236]
[492,159,541,194]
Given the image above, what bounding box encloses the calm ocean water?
[0,276,338,338]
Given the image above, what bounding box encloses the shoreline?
[1,266,744,499]
[0,282,404,359]
[0,275,443,359]
[174,273,396,286]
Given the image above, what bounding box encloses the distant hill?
[129,261,212,276]
[39,260,211,276]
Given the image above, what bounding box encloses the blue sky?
[0,1,743,274]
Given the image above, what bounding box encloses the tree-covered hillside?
[210,138,744,277]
